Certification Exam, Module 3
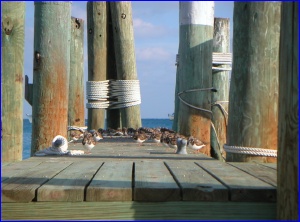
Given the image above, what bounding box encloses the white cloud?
[133,18,168,38]
[136,47,172,61]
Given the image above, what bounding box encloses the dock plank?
[86,161,133,201]
[165,161,228,201]
[195,161,276,202]
[1,161,42,182]
[228,162,277,187]
[37,161,103,202]
[256,162,277,170]
[134,160,181,201]
[2,161,72,202]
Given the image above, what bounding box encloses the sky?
[23,1,233,119]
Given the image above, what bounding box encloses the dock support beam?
[87,2,107,130]
[226,2,281,162]
[177,2,214,156]
[211,18,230,161]
[277,2,298,220]
[106,2,121,129]
[110,2,142,129]
[31,2,71,154]
[1,2,25,162]
[69,17,85,128]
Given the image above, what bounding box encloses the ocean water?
[22,118,173,160]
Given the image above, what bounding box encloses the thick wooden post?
[110,2,142,129]
[211,18,230,161]
[177,2,214,156]
[1,2,25,162]
[106,2,121,129]
[87,2,107,130]
[69,17,85,128]
[31,2,71,154]
[226,2,281,162]
[172,51,180,132]
[277,2,298,220]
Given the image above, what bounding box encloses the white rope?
[86,80,141,109]
[212,52,232,71]
[223,144,277,157]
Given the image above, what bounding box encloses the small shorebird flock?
[68,126,207,155]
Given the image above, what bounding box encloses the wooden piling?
[87,2,107,130]
[277,2,298,220]
[177,2,214,156]
[1,2,25,162]
[31,2,71,154]
[172,51,180,132]
[211,18,230,161]
[106,2,121,129]
[226,2,281,163]
[69,17,85,128]
[110,2,142,129]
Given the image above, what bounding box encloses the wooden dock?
[2,137,277,220]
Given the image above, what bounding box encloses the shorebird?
[150,131,162,146]
[188,136,206,153]
[69,131,83,145]
[133,132,148,146]
[82,132,96,154]
[90,130,103,142]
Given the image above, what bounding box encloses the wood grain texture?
[31,2,71,154]
[2,161,72,202]
[228,162,277,187]
[1,202,276,220]
[211,18,230,161]
[1,161,42,182]
[106,2,121,129]
[177,2,214,156]
[277,2,298,220]
[110,2,142,129]
[196,160,276,202]
[68,16,85,128]
[87,2,107,130]
[86,161,132,201]
[37,161,102,202]
[165,160,228,201]
[134,161,180,201]
[227,2,281,162]
[1,2,25,162]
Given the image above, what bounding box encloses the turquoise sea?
[23,119,173,160]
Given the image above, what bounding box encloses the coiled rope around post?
[223,144,277,157]
[212,52,232,71]
[86,80,141,109]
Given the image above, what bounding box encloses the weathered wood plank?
[1,202,276,220]
[228,162,277,187]
[165,161,228,201]
[86,161,132,201]
[2,161,72,202]
[195,161,276,202]
[256,162,277,170]
[1,161,42,182]
[134,161,180,201]
[37,161,103,202]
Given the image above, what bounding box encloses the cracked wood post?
[1,2,25,162]
[68,17,85,129]
[277,2,298,220]
[211,18,230,161]
[106,2,122,129]
[31,2,71,155]
[226,2,281,162]
[110,2,142,129]
[177,2,214,156]
[87,2,107,130]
